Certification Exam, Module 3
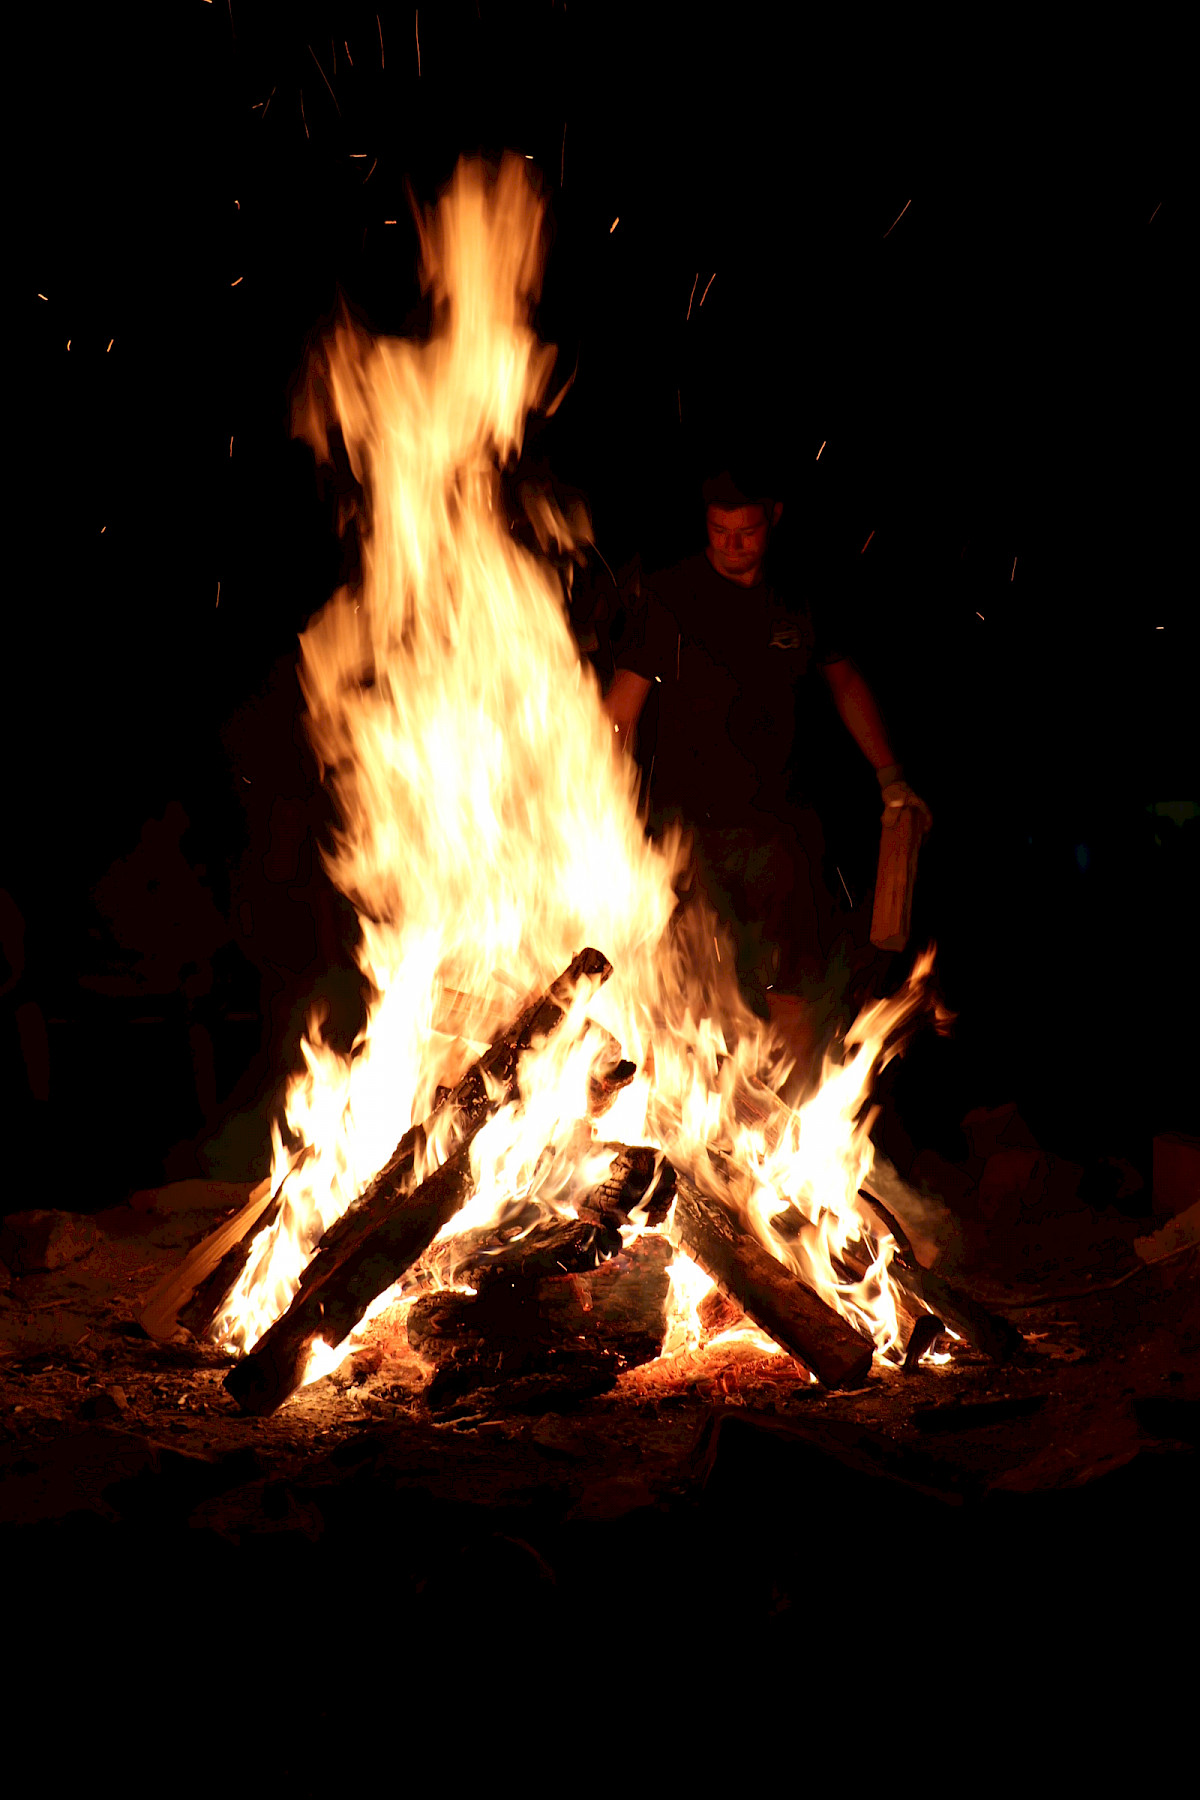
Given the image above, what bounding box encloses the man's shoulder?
[644,551,711,605]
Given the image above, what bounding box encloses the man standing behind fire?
[602,464,932,1083]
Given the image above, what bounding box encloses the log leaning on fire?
[672,1175,875,1389]
[224,947,613,1416]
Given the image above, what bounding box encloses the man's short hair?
[701,466,775,515]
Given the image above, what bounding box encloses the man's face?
[705,503,771,580]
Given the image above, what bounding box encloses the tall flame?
[214,156,949,1380]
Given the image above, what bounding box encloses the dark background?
[5,3,1193,1207]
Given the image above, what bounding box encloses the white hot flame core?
[213,157,949,1382]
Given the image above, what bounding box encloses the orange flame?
[213,157,951,1389]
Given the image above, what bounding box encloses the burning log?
[406,1230,672,1412]
[139,1178,275,1342]
[672,1175,875,1389]
[854,1189,1025,1364]
[224,948,612,1415]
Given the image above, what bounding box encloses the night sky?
[10,5,1193,1197]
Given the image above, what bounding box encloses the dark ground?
[2,1182,1197,1758]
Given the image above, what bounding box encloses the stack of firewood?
[140,949,1022,1414]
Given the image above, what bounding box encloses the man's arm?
[602,669,651,752]
[820,656,898,776]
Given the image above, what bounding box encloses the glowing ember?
[213,155,950,1392]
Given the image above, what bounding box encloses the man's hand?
[880,778,933,833]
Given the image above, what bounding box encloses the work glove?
[877,765,933,833]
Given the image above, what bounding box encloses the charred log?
[672,1175,875,1389]
[855,1189,1024,1364]
[407,1231,672,1412]
[223,948,612,1415]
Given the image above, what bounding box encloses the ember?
[154,156,977,1408]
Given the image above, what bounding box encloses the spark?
[106,339,114,352]
[377,13,384,66]
[350,152,366,157]
[261,86,276,121]
[836,866,854,907]
[229,436,234,456]
[100,525,106,534]
[234,199,240,209]
[861,529,875,553]
[713,936,721,964]
[216,582,221,608]
[883,198,911,238]
[37,293,48,302]
[699,273,716,305]
[384,219,397,225]
[345,40,353,66]
[610,217,619,233]
[300,91,309,138]
[1148,201,1162,224]
[816,440,826,460]
[66,340,71,351]
[308,44,341,115]
[976,611,985,619]
[1156,624,1164,629]
[415,10,421,76]
[230,275,243,286]
[1011,556,1017,581]
[685,273,698,320]
[363,157,378,184]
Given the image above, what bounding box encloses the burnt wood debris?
[133,945,1024,1415]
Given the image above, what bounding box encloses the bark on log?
[672,1175,875,1388]
[223,948,612,1415]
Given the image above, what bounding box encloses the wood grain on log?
[138,1178,274,1341]
[223,948,613,1415]
[672,1175,874,1389]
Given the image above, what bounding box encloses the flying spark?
[106,339,114,352]
[308,45,341,115]
[230,275,243,286]
[883,198,912,238]
[216,583,221,608]
[229,437,234,456]
[345,41,353,66]
[1148,201,1162,224]
[699,273,716,305]
[377,13,384,66]
[1011,557,1017,581]
[261,86,276,121]
[300,91,309,138]
[836,866,854,907]
[816,440,826,460]
[37,293,48,302]
[976,611,985,620]
[610,217,619,233]
[415,10,421,76]
[861,529,875,553]
[686,273,699,320]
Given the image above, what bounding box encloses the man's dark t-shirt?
[616,551,846,829]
